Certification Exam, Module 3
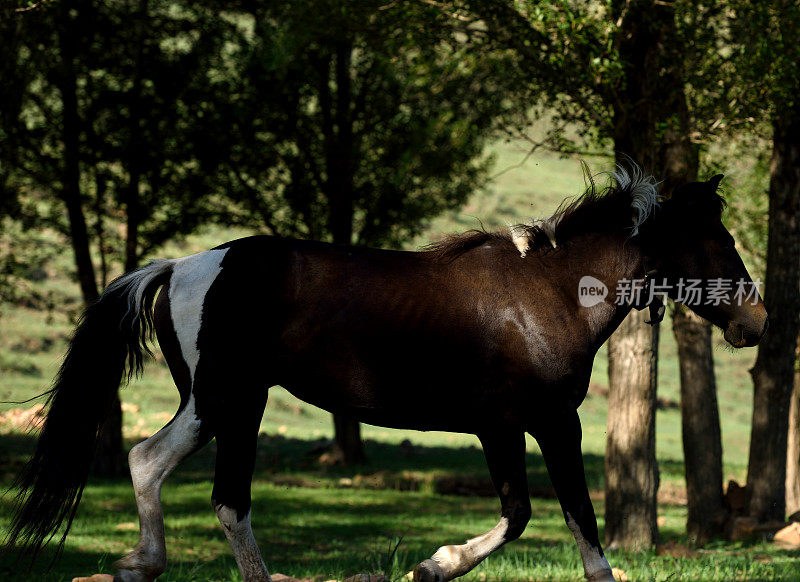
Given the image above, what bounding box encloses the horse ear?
[708,174,724,191]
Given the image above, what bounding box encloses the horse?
[6,165,767,582]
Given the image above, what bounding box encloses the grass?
[1,434,798,581]
[0,141,793,580]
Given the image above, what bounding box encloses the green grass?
[0,142,791,580]
[1,436,797,581]
[1,434,798,581]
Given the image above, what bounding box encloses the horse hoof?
[413,559,446,582]
[113,570,150,582]
[587,569,619,582]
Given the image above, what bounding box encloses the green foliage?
[200,0,525,247]
[727,0,800,125]
[0,0,240,277]
[704,134,770,277]
[0,197,70,313]
[1,0,527,302]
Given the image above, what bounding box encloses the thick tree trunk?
[124,0,148,275]
[787,331,800,517]
[603,0,664,549]
[746,115,800,523]
[605,312,659,549]
[320,42,366,465]
[125,191,140,273]
[93,174,109,289]
[660,74,728,543]
[673,305,727,542]
[605,0,705,549]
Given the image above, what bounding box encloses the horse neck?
[561,231,647,347]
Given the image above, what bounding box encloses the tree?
[727,0,800,524]
[673,305,727,541]
[746,115,800,522]
[196,0,524,463]
[458,0,773,546]
[786,331,800,517]
[462,0,713,548]
[1,0,242,475]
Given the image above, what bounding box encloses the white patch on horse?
[168,248,228,380]
[431,517,509,579]
[215,507,271,582]
[117,395,204,579]
[565,512,613,580]
[116,249,227,581]
[507,216,559,257]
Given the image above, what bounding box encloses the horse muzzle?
[724,315,769,348]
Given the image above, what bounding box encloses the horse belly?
[277,347,521,433]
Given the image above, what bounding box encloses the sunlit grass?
[1,453,797,581]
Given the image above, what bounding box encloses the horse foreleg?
[414,430,530,582]
[534,409,616,582]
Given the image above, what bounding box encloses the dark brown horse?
[7,166,767,582]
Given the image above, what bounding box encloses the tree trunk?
[56,16,98,306]
[673,305,728,542]
[57,8,126,477]
[604,0,704,548]
[787,330,800,517]
[659,66,728,542]
[125,188,140,273]
[93,173,109,289]
[746,114,800,523]
[319,42,366,465]
[605,312,659,549]
[124,0,148,275]
[603,0,669,549]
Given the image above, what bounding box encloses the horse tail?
[5,259,175,561]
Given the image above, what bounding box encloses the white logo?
[578,276,608,307]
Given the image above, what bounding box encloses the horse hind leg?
[115,269,215,582]
[114,394,211,582]
[207,380,271,582]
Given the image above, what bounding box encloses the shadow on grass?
[0,429,600,580]
[3,431,796,582]
[0,429,608,495]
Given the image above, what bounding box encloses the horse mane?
[424,163,661,262]
[422,229,515,262]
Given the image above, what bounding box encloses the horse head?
[642,175,768,347]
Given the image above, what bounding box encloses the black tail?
[5,259,174,562]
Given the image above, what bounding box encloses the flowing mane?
[424,164,660,261]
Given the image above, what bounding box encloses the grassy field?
[1,142,794,581]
